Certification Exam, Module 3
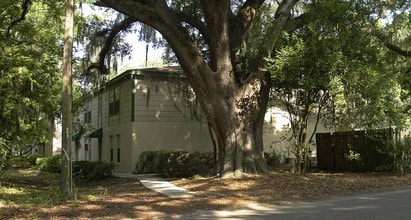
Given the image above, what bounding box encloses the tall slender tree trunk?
[61,0,74,196]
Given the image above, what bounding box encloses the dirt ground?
[2,170,411,219]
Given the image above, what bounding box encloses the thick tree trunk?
[204,74,270,178]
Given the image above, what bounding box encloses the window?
[98,95,102,127]
[109,86,120,116]
[116,134,120,163]
[131,85,135,122]
[84,111,91,123]
[110,135,114,162]
[84,101,91,123]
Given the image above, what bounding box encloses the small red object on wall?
[85,144,89,151]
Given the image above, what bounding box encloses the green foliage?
[376,136,411,173]
[0,138,6,171]
[36,155,62,174]
[264,0,411,174]
[0,0,63,155]
[345,150,362,162]
[7,157,31,169]
[26,154,46,167]
[5,154,45,169]
[135,151,214,177]
[264,152,281,168]
[8,155,39,168]
[32,154,114,181]
[0,169,63,207]
[403,137,411,170]
[72,160,114,181]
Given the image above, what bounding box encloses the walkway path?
[115,173,411,219]
[114,173,195,199]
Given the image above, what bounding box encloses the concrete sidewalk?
[114,173,195,199]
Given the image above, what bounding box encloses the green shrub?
[73,160,114,181]
[8,155,46,169]
[34,155,114,180]
[136,151,156,174]
[0,146,7,171]
[404,137,411,170]
[8,157,31,169]
[135,150,214,177]
[26,154,45,167]
[264,152,281,168]
[154,150,169,174]
[376,137,411,173]
[36,155,62,173]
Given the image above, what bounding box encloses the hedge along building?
[73,66,330,173]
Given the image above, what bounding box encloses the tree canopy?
[82,0,411,177]
[0,0,64,157]
[263,0,410,173]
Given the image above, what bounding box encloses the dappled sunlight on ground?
[1,169,411,219]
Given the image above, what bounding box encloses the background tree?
[329,0,410,131]
[264,33,337,173]
[61,0,75,197]
[0,0,64,161]
[264,0,410,173]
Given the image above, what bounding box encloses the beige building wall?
[73,67,336,173]
[51,118,62,156]
[74,69,212,173]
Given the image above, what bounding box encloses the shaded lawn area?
[1,168,411,219]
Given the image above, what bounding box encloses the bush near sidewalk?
[135,150,214,177]
[73,161,114,181]
[34,155,114,181]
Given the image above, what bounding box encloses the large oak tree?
[91,0,410,177]
[93,0,300,177]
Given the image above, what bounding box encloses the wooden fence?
[316,129,393,171]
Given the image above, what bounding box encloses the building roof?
[86,66,184,98]
[110,66,183,84]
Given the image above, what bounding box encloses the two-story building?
[73,66,331,173]
[73,67,213,173]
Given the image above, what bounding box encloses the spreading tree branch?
[229,0,265,81]
[240,0,300,84]
[373,30,411,57]
[384,41,411,57]
[88,16,137,74]
[98,16,137,74]
[7,0,33,37]
[175,11,210,45]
